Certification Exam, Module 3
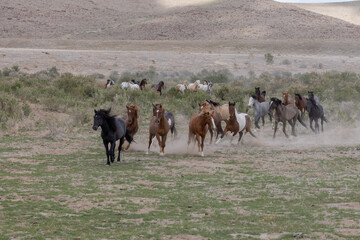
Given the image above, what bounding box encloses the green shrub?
[264,53,274,65]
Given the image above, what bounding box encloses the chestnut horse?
[188,111,216,156]
[294,93,307,120]
[199,102,223,142]
[216,102,256,144]
[138,78,147,90]
[206,99,230,121]
[282,92,293,105]
[148,104,170,156]
[124,104,139,150]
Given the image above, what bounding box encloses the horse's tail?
[297,114,307,129]
[173,126,178,138]
[322,115,328,123]
[245,115,256,138]
[125,130,134,143]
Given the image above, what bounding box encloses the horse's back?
[114,117,127,139]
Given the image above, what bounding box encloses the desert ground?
[1,0,360,239]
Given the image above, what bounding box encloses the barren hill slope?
[1,0,360,41]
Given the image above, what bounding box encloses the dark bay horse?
[124,104,139,150]
[307,91,327,133]
[151,81,165,96]
[270,98,307,138]
[199,102,223,142]
[188,111,216,156]
[255,87,266,103]
[148,104,170,156]
[216,102,256,145]
[138,79,147,90]
[295,93,307,120]
[93,108,133,165]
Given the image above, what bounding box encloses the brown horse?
[139,78,147,90]
[270,97,307,138]
[151,81,165,96]
[206,99,230,121]
[282,92,293,105]
[295,93,307,120]
[124,104,139,150]
[216,102,256,144]
[199,102,223,142]
[148,104,170,156]
[255,87,266,103]
[188,111,216,156]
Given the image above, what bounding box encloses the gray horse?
[248,95,272,129]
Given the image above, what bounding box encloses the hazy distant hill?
[1,0,360,41]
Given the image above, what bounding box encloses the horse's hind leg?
[273,121,278,139]
[309,118,315,133]
[237,132,243,144]
[200,135,205,157]
[290,118,296,137]
[315,119,320,134]
[321,117,324,132]
[110,141,116,163]
[261,116,265,127]
[117,137,124,162]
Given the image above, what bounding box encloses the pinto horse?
[148,104,170,156]
[294,93,307,120]
[124,105,139,150]
[176,80,188,94]
[255,87,266,103]
[216,102,256,144]
[270,98,307,138]
[93,108,133,165]
[151,81,165,96]
[199,102,223,142]
[188,111,216,156]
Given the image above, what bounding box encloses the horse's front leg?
[155,134,162,154]
[103,140,111,166]
[289,119,296,137]
[109,141,116,162]
[309,118,315,133]
[314,119,319,134]
[200,134,205,157]
[261,116,265,127]
[273,121,278,139]
[160,134,167,156]
[216,125,228,144]
[255,116,261,129]
[268,112,273,123]
[147,133,154,154]
[195,133,202,155]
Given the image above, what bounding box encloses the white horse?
[198,81,213,95]
[121,81,140,90]
[121,81,130,89]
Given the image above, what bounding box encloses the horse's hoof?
[200,152,204,157]
[146,150,149,155]
[160,152,164,157]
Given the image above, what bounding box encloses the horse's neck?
[100,118,112,134]
[158,115,167,128]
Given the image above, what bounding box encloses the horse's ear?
[107,108,111,114]
[126,105,129,109]
[152,103,156,108]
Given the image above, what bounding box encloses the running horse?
[294,93,307,120]
[124,104,139,150]
[92,108,133,165]
[151,81,165,96]
[282,92,293,105]
[199,102,223,142]
[188,111,216,156]
[148,104,170,156]
[307,91,327,133]
[216,102,256,145]
[206,99,230,121]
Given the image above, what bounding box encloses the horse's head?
[93,108,111,130]
[202,111,216,130]
[203,80,208,85]
[184,80,189,86]
[195,80,200,85]
[269,98,281,110]
[153,104,164,124]
[295,93,302,101]
[126,105,138,124]
[228,102,236,119]
[282,92,289,99]
[308,91,314,99]
[198,102,210,113]
[248,95,257,107]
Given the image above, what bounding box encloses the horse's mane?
[261,90,266,95]
[295,93,302,100]
[98,109,117,131]
[206,99,220,106]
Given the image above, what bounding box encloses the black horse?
[151,81,165,96]
[93,108,133,165]
[307,91,327,133]
[165,112,177,138]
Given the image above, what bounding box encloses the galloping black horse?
[307,91,327,133]
[93,108,133,165]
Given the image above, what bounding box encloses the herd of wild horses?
[93,85,327,165]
